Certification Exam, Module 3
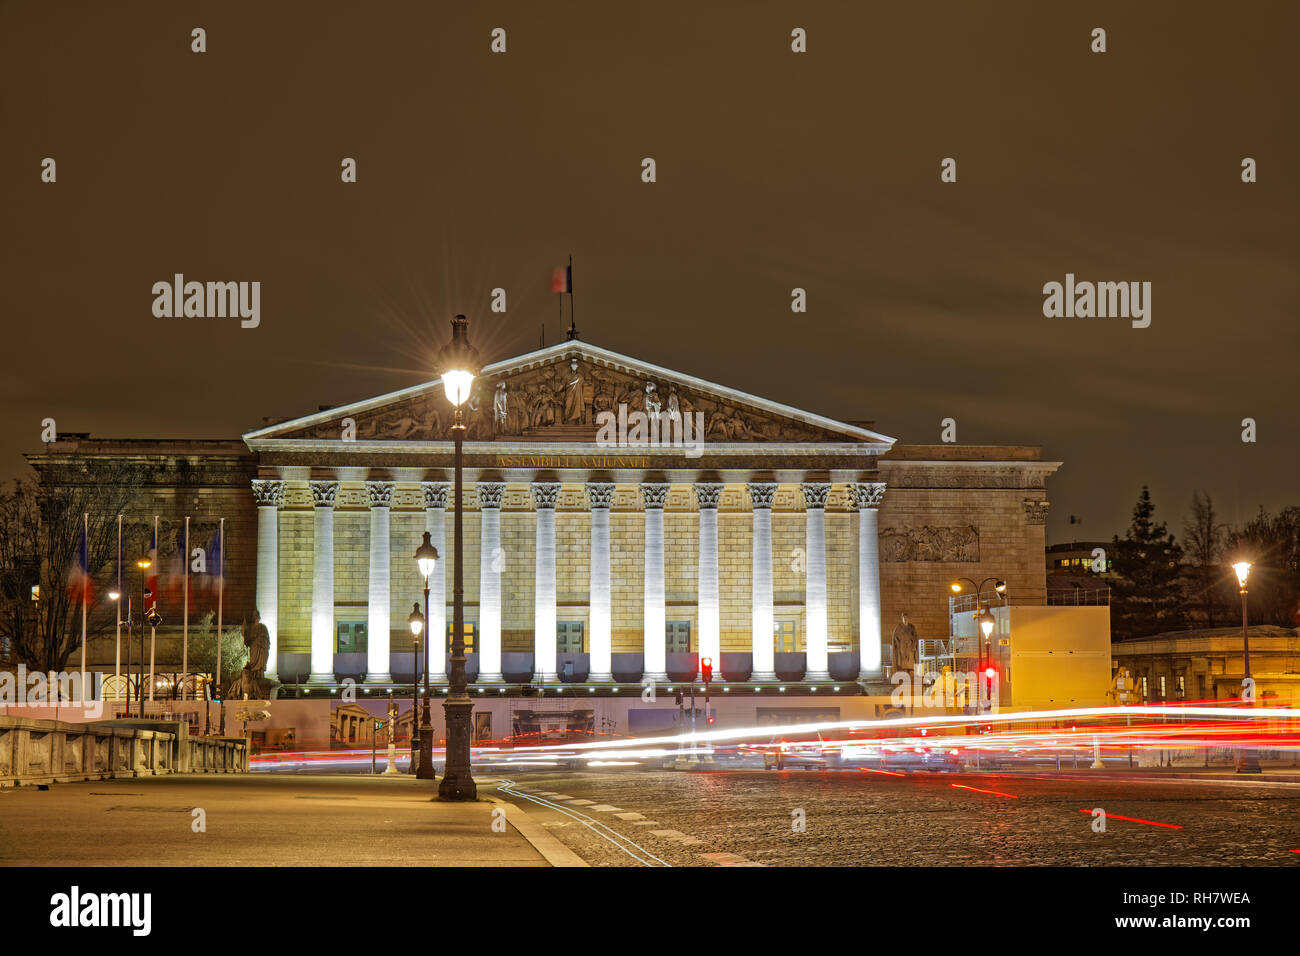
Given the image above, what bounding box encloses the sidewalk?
[0,773,564,866]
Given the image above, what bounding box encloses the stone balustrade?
[0,715,248,788]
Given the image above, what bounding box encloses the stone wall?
[0,715,248,787]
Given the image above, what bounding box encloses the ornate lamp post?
[136,557,151,719]
[950,578,1006,713]
[415,532,440,779]
[407,602,424,773]
[1232,560,1260,773]
[437,314,481,801]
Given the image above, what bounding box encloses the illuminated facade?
[31,339,1059,695]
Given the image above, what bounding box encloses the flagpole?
[182,516,189,702]
[216,517,224,735]
[81,512,88,705]
[115,514,122,703]
[149,515,157,703]
[567,254,577,339]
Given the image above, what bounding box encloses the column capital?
[852,481,886,510]
[801,482,831,510]
[421,481,450,509]
[1023,498,1050,525]
[251,479,285,507]
[309,480,340,508]
[477,482,505,509]
[531,481,561,510]
[640,482,670,510]
[365,481,394,508]
[747,482,777,510]
[694,482,723,510]
[585,481,615,510]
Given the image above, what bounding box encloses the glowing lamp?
[408,602,424,636]
[978,609,996,639]
[436,314,482,408]
[415,530,439,580]
[950,582,963,593]
[108,589,120,602]
[1232,560,1251,589]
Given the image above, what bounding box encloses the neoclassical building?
[30,339,1059,694]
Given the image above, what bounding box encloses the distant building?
[1046,540,1114,576]
[1112,626,1300,703]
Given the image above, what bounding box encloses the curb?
[483,794,590,867]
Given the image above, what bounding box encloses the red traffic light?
[701,657,713,684]
[984,666,995,679]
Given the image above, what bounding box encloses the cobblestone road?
[491,768,1300,867]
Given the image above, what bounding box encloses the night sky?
[2,1,1295,542]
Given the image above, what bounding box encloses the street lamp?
[437,314,481,801]
[136,557,151,719]
[414,531,440,780]
[1232,559,1260,773]
[407,602,424,774]
[952,578,1006,713]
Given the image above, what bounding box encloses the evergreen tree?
[1111,486,1185,640]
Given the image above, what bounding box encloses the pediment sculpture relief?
[282,356,852,443]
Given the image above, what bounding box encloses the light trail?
[951,784,1018,798]
[1077,809,1183,830]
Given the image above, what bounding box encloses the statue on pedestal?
[227,609,278,700]
[891,612,919,673]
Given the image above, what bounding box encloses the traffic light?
[674,692,683,706]
[701,656,713,685]
[145,607,163,628]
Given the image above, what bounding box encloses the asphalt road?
[490,768,1300,867]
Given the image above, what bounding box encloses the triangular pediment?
[244,341,894,447]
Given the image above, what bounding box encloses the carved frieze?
[279,353,856,444]
[879,525,980,563]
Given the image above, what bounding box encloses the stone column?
[854,482,887,680]
[694,483,722,680]
[586,482,615,682]
[252,479,284,682]
[477,482,505,682]
[802,482,831,681]
[365,481,394,684]
[641,483,670,682]
[532,482,560,682]
[748,482,777,682]
[423,482,449,679]
[309,480,339,684]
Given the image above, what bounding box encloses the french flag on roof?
[551,264,572,294]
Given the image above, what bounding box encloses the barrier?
[0,715,248,787]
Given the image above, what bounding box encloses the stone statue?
[666,386,680,420]
[564,358,587,424]
[228,610,276,700]
[644,382,661,418]
[891,612,918,673]
[493,382,508,425]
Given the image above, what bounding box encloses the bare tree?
[1182,490,1227,628]
[0,465,141,672]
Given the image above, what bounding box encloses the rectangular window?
[774,620,796,654]
[337,621,367,653]
[1176,675,1185,700]
[665,621,691,654]
[557,621,584,654]
[447,620,478,654]
[1159,675,1167,700]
